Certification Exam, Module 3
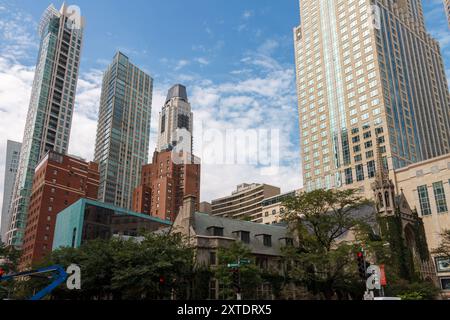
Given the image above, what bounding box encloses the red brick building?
[132,149,200,221]
[20,151,99,269]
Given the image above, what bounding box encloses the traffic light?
[0,268,5,277]
[357,251,367,279]
[231,268,240,293]
[159,276,165,285]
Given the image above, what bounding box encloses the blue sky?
[0,0,449,208]
[7,0,299,82]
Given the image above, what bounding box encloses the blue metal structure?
[0,265,68,300]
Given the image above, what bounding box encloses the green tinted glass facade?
[94,52,153,210]
[6,5,84,247]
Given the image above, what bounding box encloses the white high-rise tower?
[6,4,85,247]
[157,84,194,154]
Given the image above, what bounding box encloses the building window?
[367,160,376,178]
[263,235,272,247]
[345,168,353,185]
[256,257,269,270]
[209,251,217,266]
[418,185,432,216]
[209,280,217,300]
[433,181,448,213]
[210,227,224,237]
[440,278,450,291]
[71,228,77,248]
[241,231,250,244]
[356,164,364,181]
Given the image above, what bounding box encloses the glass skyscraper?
[1,140,21,243]
[294,0,450,196]
[445,0,450,28]
[6,4,85,247]
[94,52,153,210]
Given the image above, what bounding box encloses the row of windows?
[208,226,288,249]
[417,180,449,216]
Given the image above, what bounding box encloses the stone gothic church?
[371,138,436,283]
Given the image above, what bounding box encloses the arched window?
[385,191,390,207]
[378,193,384,208]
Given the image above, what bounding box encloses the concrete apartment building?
[211,183,280,223]
[261,190,299,225]
[0,140,21,243]
[294,0,450,199]
[20,151,99,269]
[394,153,450,292]
[94,52,153,210]
[7,4,85,247]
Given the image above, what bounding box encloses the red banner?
[380,264,387,286]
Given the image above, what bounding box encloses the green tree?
[111,233,194,300]
[386,279,439,300]
[13,233,195,300]
[12,239,116,300]
[215,241,262,300]
[0,241,21,299]
[433,229,450,259]
[282,189,373,300]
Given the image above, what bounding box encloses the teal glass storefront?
[52,198,171,250]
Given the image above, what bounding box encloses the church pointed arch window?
[378,193,384,208]
[385,191,390,207]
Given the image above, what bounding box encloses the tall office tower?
[6,4,85,247]
[94,52,153,210]
[20,150,99,269]
[445,0,450,28]
[132,85,200,222]
[157,84,193,153]
[0,141,21,243]
[294,0,450,197]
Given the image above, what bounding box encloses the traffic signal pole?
[227,257,250,300]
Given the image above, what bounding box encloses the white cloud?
[175,59,190,71]
[0,8,38,61]
[242,10,254,19]
[0,6,302,214]
[180,44,302,201]
[68,113,98,161]
[196,57,210,65]
[0,57,35,226]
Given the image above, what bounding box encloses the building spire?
[375,130,388,183]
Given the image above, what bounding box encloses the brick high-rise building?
[132,85,200,222]
[294,0,450,198]
[20,151,99,269]
[132,150,200,221]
